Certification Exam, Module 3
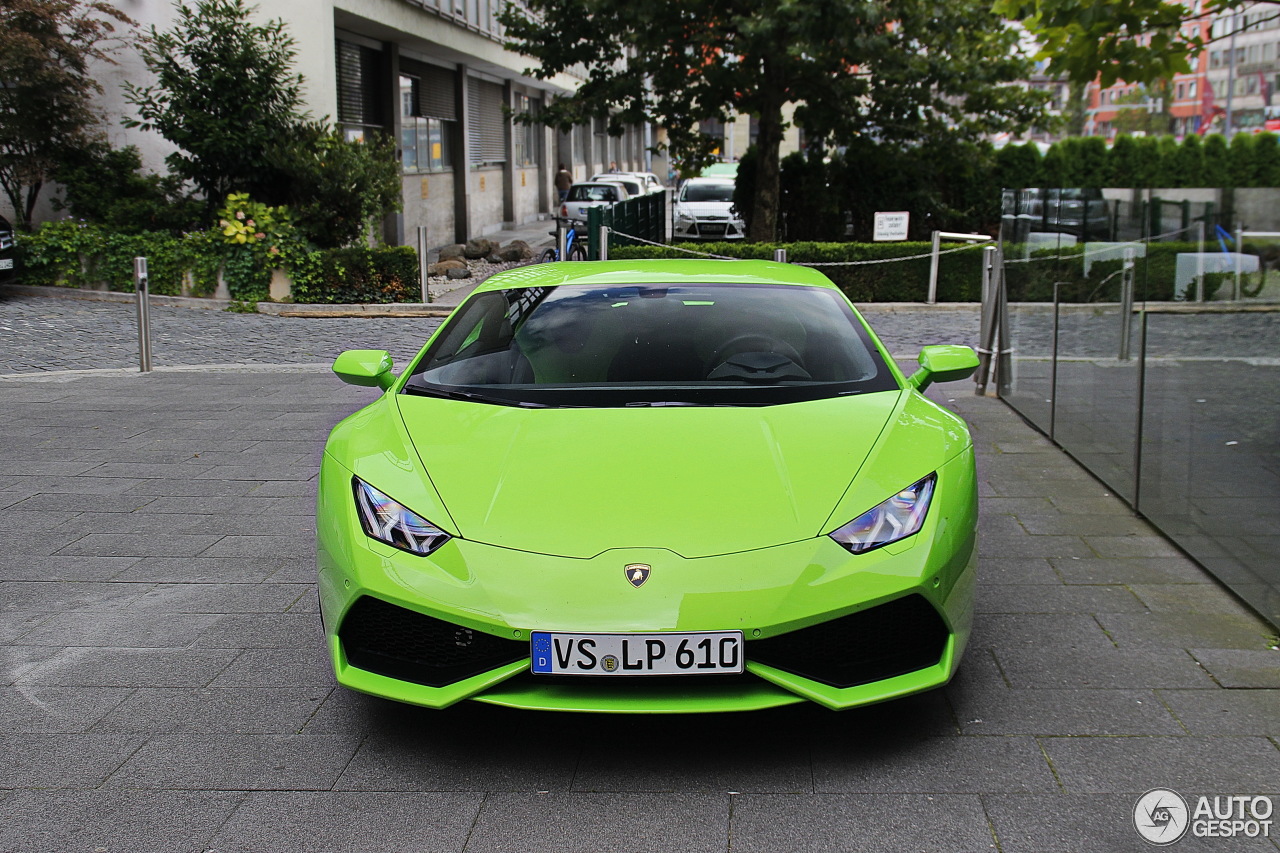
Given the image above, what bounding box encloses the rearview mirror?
[333,350,395,390]
[907,345,978,392]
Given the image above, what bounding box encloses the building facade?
[79,0,655,246]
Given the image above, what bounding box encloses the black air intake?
[748,594,949,688]
[339,596,526,687]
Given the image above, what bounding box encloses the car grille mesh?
[748,594,949,689]
[339,596,526,688]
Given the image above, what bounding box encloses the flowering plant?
[216,193,294,253]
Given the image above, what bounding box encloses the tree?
[51,141,203,233]
[0,0,133,229]
[1107,134,1141,186]
[500,0,1047,241]
[996,142,1043,189]
[124,0,306,211]
[1110,85,1171,136]
[996,0,1273,87]
[267,124,402,249]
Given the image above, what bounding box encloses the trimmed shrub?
[289,245,420,304]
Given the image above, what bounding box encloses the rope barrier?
[607,230,983,266]
[609,223,1200,268]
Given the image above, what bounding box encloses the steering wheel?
[709,334,802,368]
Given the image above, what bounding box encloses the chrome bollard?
[417,226,431,304]
[134,257,152,373]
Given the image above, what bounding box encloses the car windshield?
[403,282,898,407]
[567,185,619,202]
[680,182,735,203]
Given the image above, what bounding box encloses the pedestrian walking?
[608,161,620,173]
[555,164,572,202]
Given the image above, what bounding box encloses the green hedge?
[15,221,204,295]
[289,246,420,304]
[733,133,1280,243]
[1004,241,1238,302]
[609,242,989,302]
[16,221,421,304]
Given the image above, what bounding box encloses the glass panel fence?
[999,187,1279,627]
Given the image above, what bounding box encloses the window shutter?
[336,40,384,127]
[467,77,507,163]
[400,58,457,121]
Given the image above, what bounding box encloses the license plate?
[699,224,726,235]
[531,631,743,675]
[0,259,12,270]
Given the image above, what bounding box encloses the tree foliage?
[123,0,306,209]
[500,0,1047,240]
[267,124,402,249]
[996,0,1276,87]
[50,141,203,234]
[0,0,133,229]
[121,0,399,246]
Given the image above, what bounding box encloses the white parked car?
[559,181,630,225]
[590,174,646,198]
[611,171,666,194]
[673,177,744,241]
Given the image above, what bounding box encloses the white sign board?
[873,211,910,241]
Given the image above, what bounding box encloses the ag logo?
[625,563,651,588]
[1134,789,1190,846]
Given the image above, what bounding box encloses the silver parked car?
[559,181,630,225]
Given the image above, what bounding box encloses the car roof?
[592,175,641,187]
[474,259,838,294]
[700,162,739,177]
[682,176,735,186]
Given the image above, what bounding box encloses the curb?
[1,283,232,310]
[256,302,456,318]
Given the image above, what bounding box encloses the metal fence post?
[417,226,431,304]
[974,246,998,395]
[1119,246,1136,360]
[598,225,609,261]
[1234,223,1243,300]
[994,245,1012,398]
[773,248,787,263]
[556,219,567,260]
[1195,220,1205,302]
[134,257,152,373]
[927,231,942,304]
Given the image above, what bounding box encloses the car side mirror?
[907,345,979,392]
[333,349,396,390]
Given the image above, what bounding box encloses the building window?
[336,39,386,141]
[398,61,457,173]
[512,93,541,167]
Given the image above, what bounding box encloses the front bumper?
[317,451,977,713]
[672,218,746,241]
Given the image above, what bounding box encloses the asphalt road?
[0,289,1276,853]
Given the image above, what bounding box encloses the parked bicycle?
[538,218,589,263]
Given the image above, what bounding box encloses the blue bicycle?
[538,218,588,263]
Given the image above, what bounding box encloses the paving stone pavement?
[0,292,1277,852]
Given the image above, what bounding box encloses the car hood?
[675,201,739,220]
[395,392,900,559]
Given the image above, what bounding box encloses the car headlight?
[675,213,694,225]
[828,473,936,554]
[353,477,452,556]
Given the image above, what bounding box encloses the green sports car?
[318,259,979,713]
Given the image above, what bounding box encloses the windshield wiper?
[401,384,549,408]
